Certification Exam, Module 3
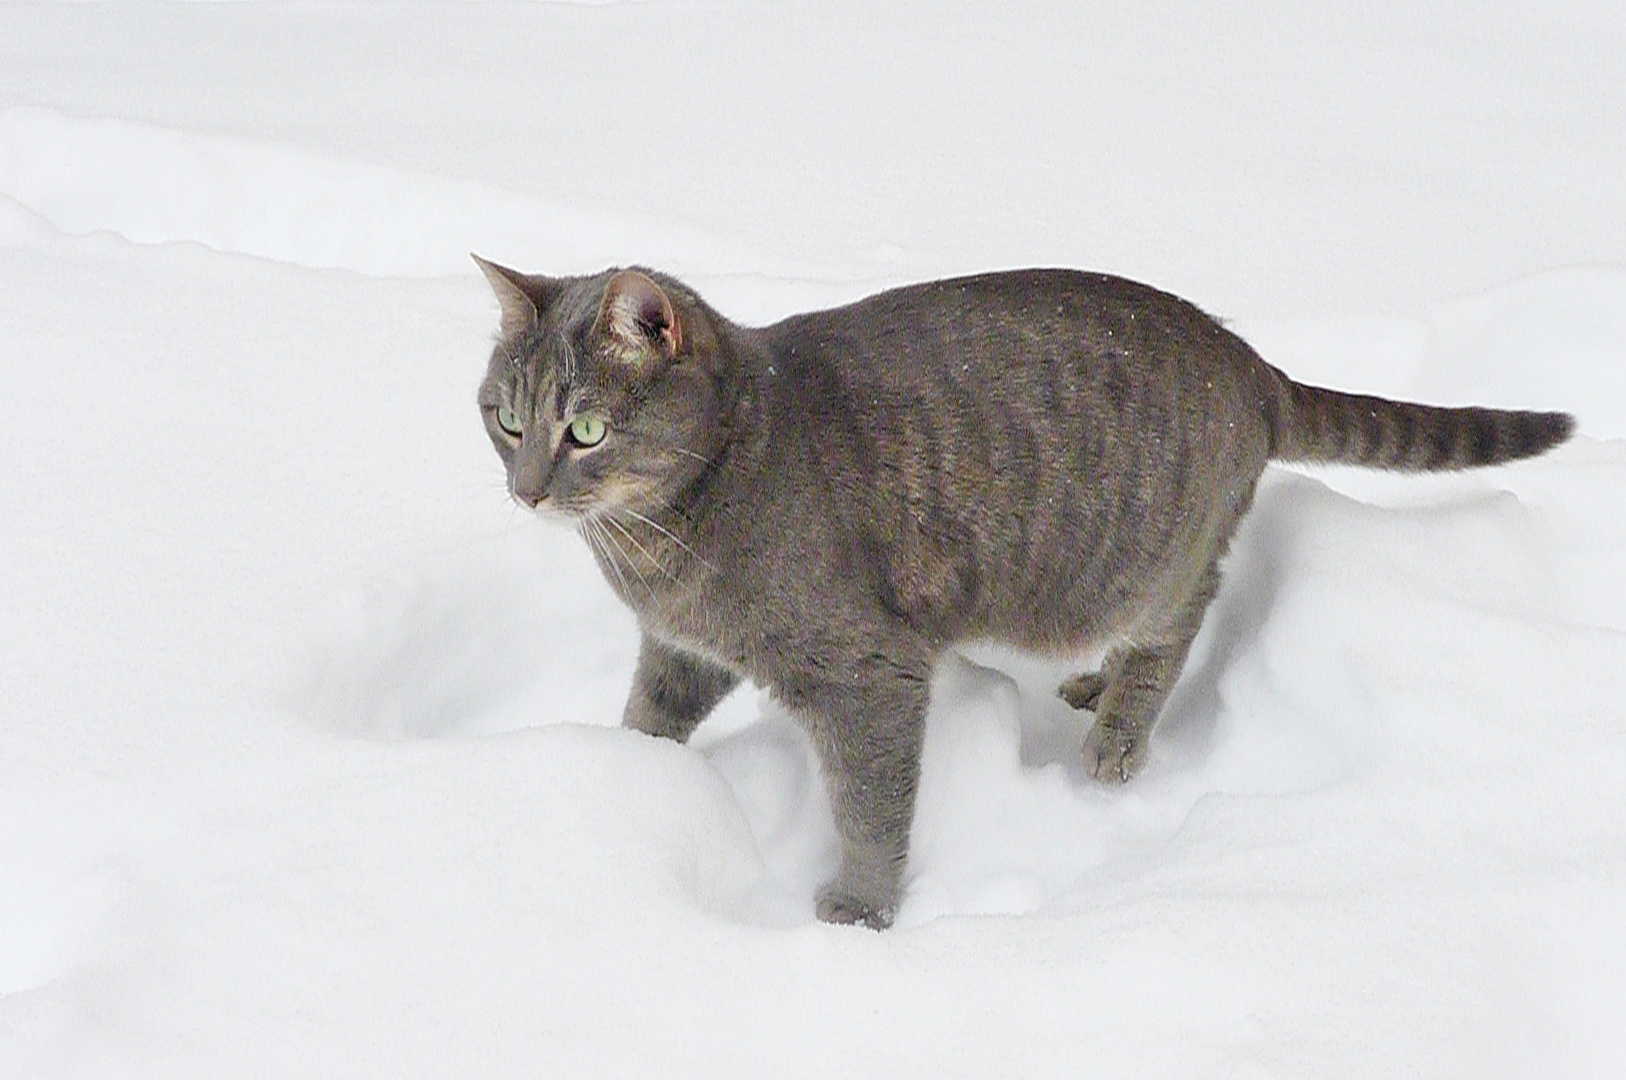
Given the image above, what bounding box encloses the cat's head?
[473,256,726,523]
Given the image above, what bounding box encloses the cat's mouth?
[523,495,589,522]
[516,475,658,530]
[521,492,621,528]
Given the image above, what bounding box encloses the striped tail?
[1269,380,1574,470]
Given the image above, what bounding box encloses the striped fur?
[1270,380,1574,470]
[476,260,1577,930]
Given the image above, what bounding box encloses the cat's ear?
[596,269,684,363]
[472,254,558,339]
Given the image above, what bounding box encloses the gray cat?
[473,257,1572,929]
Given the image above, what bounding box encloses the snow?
[2,2,1624,1077]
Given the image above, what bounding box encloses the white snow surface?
[3,3,1625,1077]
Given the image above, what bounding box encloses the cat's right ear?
[472,254,559,339]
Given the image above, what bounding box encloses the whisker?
[620,507,717,572]
[604,513,681,585]
[582,519,633,601]
[600,518,653,596]
[645,492,707,527]
[593,516,654,599]
[596,521,636,600]
[666,446,712,465]
[617,427,716,467]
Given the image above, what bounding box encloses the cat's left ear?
[597,269,684,363]
[472,254,560,340]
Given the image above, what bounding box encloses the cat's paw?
[815,885,896,931]
[1057,671,1106,712]
[1083,721,1147,784]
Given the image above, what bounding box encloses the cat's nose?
[513,450,551,508]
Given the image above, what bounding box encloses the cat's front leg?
[622,632,740,742]
[792,663,930,930]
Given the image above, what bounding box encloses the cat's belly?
[628,485,1226,687]
[878,502,1220,657]
[963,579,1151,658]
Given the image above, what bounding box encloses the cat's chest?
[641,579,759,674]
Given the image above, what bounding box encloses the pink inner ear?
[645,295,682,354]
[634,291,669,333]
[608,271,682,357]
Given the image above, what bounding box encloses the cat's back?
[760,268,1241,392]
[770,268,1188,328]
[750,269,1267,462]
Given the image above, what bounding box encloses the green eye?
[496,405,524,437]
[568,414,607,448]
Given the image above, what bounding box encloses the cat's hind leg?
[1078,558,1222,783]
[1056,670,1105,711]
